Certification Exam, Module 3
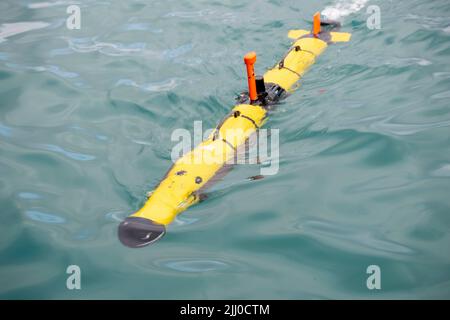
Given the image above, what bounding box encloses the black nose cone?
[118,217,166,248]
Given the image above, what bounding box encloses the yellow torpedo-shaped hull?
[118,24,351,247]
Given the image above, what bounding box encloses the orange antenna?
[244,51,257,102]
[313,12,321,37]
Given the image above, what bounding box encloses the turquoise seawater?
[1,0,450,299]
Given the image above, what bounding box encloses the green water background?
[1,0,450,299]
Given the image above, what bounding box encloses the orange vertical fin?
[244,51,257,102]
[313,12,321,37]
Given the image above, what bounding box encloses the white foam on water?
[322,0,370,22]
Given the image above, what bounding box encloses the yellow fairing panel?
[330,32,352,42]
[132,104,266,225]
[287,29,310,39]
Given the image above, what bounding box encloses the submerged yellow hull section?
[131,30,349,225]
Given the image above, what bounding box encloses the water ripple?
[25,209,66,224]
[164,10,216,19]
[0,22,49,42]
[34,143,96,161]
[371,117,450,136]
[18,192,41,200]
[115,78,179,92]
[431,164,450,177]
[0,123,12,137]
[294,219,415,257]
[160,259,229,273]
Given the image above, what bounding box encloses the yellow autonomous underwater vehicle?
[118,13,351,247]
